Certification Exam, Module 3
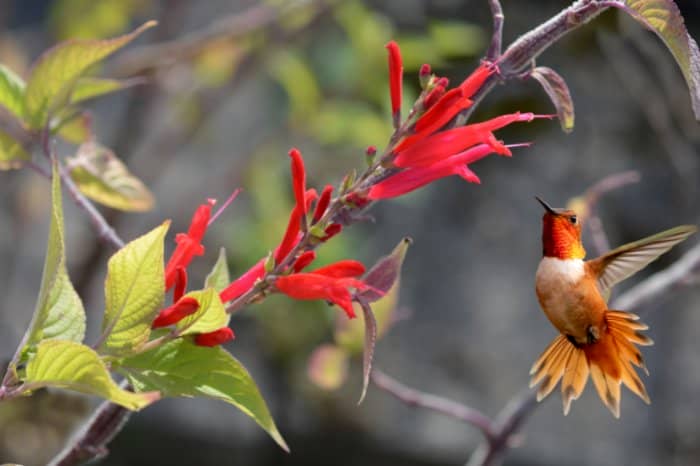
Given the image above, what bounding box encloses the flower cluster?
[365,41,547,200]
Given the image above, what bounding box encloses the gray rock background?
[1,1,699,465]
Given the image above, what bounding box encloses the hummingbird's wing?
[587,225,697,297]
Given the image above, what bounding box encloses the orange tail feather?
[530,310,652,417]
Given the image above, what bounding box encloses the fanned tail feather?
[530,310,652,417]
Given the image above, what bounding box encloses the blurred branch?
[47,381,132,466]
[486,0,504,60]
[581,170,641,255]
[111,0,330,76]
[371,368,495,440]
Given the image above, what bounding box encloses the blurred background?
[1,0,699,465]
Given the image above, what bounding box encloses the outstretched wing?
[587,225,697,297]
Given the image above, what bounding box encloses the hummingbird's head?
[535,197,585,259]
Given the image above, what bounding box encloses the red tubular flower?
[385,40,403,122]
[293,251,317,272]
[313,184,333,223]
[219,259,265,302]
[164,200,215,290]
[173,267,187,302]
[275,261,371,318]
[275,188,318,264]
[195,327,235,347]
[152,297,200,329]
[422,83,449,111]
[394,112,539,168]
[367,144,497,200]
[289,148,307,216]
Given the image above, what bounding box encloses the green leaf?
[530,66,575,132]
[24,340,159,410]
[24,21,156,128]
[118,338,288,451]
[67,140,155,211]
[615,0,700,119]
[0,64,26,120]
[204,248,230,292]
[70,77,143,105]
[0,131,30,170]
[22,161,85,352]
[55,111,91,144]
[99,222,168,356]
[307,344,349,391]
[175,288,230,336]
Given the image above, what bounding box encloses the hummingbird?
[530,197,696,417]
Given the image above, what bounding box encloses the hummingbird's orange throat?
[541,213,586,259]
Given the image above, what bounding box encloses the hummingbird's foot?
[586,325,600,344]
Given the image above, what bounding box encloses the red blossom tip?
[458,63,495,98]
[385,40,403,123]
[366,145,377,156]
[313,185,333,223]
[195,327,235,347]
[151,297,200,329]
[293,250,317,273]
[288,148,307,216]
[419,63,431,77]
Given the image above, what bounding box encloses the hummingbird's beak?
[535,196,557,214]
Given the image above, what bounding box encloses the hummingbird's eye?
[569,215,577,225]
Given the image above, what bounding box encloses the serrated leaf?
[24,340,158,410]
[307,344,349,391]
[70,77,143,104]
[531,66,575,132]
[22,161,85,353]
[24,21,156,128]
[99,222,168,356]
[205,248,230,292]
[175,288,230,336]
[0,131,30,170]
[614,0,700,119]
[0,64,26,120]
[67,140,154,211]
[118,338,288,451]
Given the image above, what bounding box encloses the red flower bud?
[366,145,377,157]
[419,64,432,89]
[289,148,307,216]
[385,40,403,123]
[322,223,342,242]
[293,251,317,272]
[313,185,333,223]
[151,297,200,329]
[195,327,235,347]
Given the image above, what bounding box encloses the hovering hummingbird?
[530,197,696,417]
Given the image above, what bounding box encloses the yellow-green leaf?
[67,141,154,211]
[99,222,168,356]
[24,21,156,128]
[23,161,85,351]
[118,338,288,451]
[70,77,143,105]
[175,288,230,336]
[24,340,159,410]
[204,248,230,292]
[55,111,91,144]
[0,131,30,170]
[0,64,26,120]
[616,0,700,119]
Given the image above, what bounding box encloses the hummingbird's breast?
[535,257,606,343]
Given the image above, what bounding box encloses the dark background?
[1,1,699,465]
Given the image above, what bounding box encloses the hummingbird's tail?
[529,310,652,417]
